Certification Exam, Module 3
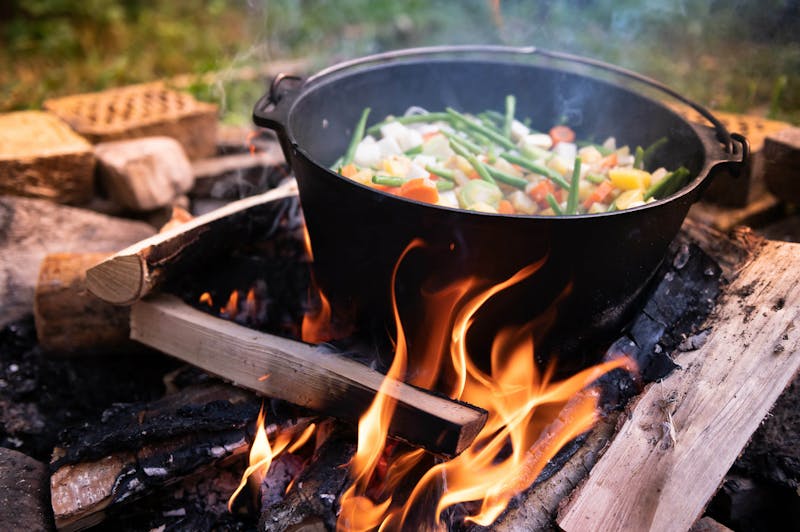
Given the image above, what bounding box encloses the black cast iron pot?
[254,46,747,363]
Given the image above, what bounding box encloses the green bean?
[633,146,645,169]
[436,180,455,191]
[566,158,582,214]
[404,145,423,156]
[448,138,495,184]
[500,152,570,189]
[546,193,564,215]
[372,174,404,187]
[643,167,690,200]
[486,166,528,189]
[441,130,482,155]
[503,94,516,139]
[343,108,370,165]
[445,108,517,150]
[606,200,619,212]
[366,112,451,136]
[329,156,343,172]
[425,165,455,181]
[585,173,607,184]
[642,137,668,165]
[483,110,506,126]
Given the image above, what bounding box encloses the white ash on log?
[0,196,155,328]
[86,180,298,305]
[49,381,311,531]
[0,110,95,205]
[557,231,800,532]
[260,429,355,532]
[94,136,195,211]
[130,295,488,457]
[0,448,53,531]
[34,252,131,353]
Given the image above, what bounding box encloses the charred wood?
[259,429,355,532]
[130,295,488,457]
[49,381,311,531]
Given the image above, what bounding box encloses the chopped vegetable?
[335,99,691,216]
[566,158,582,215]
[549,125,576,146]
[343,108,370,166]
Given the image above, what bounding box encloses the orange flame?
[337,242,635,530]
[300,225,346,344]
[222,290,240,318]
[199,292,213,307]
[228,405,317,511]
[246,130,258,156]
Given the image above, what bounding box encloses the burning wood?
[48,381,313,531]
[129,295,488,457]
[86,180,298,305]
[557,230,800,531]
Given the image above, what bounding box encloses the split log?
[190,147,287,199]
[0,448,53,531]
[557,236,800,532]
[130,294,488,457]
[0,110,95,204]
[49,381,309,531]
[763,126,800,204]
[34,252,131,353]
[95,136,195,211]
[86,180,299,305]
[0,196,155,328]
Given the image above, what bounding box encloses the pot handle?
[253,73,304,160]
[306,45,742,159]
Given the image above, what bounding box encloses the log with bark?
[0,448,53,531]
[0,195,155,327]
[34,252,131,353]
[49,381,312,532]
[556,226,800,532]
[130,295,488,457]
[86,180,299,305]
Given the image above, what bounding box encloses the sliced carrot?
[498,199,515,215]
[399,178,439,204]
[549,125,576,146]
[527,179,556,205]
[598,152,618,169]
[582,180,614,209]
[340,163,358,178]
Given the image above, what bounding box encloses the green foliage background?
[2,0,798,123]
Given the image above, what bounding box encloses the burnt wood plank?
[129,294,488,457]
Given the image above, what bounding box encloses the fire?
[246,130,258,156]
[228,404,317,511]
[199,292,213,307]
[301,225,343,344]
[336,242,635,530]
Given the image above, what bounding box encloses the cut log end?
[86,254,147,305]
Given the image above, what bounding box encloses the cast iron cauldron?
[254,46,747,362]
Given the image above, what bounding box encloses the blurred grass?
[2,0,798,125]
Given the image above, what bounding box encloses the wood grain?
[130,295,488,457]
[557,238,800,532]
[86,180,298,305]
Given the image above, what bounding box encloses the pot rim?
[258,47,748,220]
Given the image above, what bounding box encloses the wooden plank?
[130,294,488,457]
[86,180,298,305]
[557,238,800,532]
